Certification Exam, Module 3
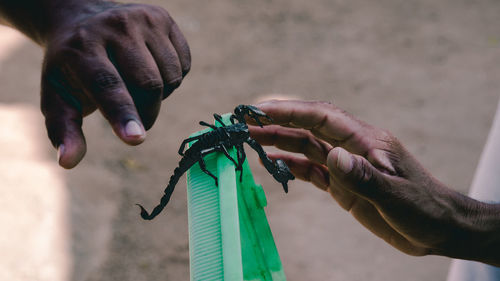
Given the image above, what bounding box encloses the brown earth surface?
[1,0,500,280]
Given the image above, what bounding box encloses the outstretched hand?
[250,99,500,265]
[40,2,190,168]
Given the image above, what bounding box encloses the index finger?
[255,100,364,145]
[72,54,146,144]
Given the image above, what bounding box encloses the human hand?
[250,100,500,264]
[39,1,190,168]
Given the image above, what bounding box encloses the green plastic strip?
[186,113,286,281]
[187,148,224,280]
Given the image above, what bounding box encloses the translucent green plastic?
[186,113,286,281]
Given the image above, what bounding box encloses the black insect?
[137,105,295,220]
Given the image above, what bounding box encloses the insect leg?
[213,114,226,127]
[235,144,246,181]
[216,144,238,166]
[178,135,203,156]
[214,115,232,139]
[199,148,219,186]
[198,157,218,186]
[199,121,217,130]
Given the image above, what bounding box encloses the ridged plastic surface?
[187,152,224,281]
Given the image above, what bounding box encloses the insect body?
[137,105,295,220]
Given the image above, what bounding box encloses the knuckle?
[142,13,157,29]
[335,108,350,119]
[317,100,334,107]
[101,101,136,121]
[356,158,375,187]
[375,128,401,150]
[315,100,336,111]
[138,78,164,92]
[149,5,172,22]
[159,7,172,19]
[92,71,123,93]
[112,102,135,116]
[111,4,171,30]
[139,6,167,28]
[104,9,131,32]
[299,135,312,153]
[353,133,372,151]
[165,77,182,89]
[378,128,394,141]
[72,27,90,42]
[59,27,95,52]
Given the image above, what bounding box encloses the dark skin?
[250,99,500,266]
[0,0,191,168]
[3,0,498,268]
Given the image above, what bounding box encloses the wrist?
[443,193,500,265]
[0,0,113,46]
[41,0,114,45]
[466,202,500,265]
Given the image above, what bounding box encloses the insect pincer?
[272,159,295,193]
[234,104,273,127]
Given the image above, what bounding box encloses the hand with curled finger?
[0,0,190,168]
[249,99,500,266]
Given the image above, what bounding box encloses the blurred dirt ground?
[1,0,500,280]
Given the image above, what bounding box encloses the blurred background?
[1,0,500,280]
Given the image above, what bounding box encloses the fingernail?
[57,144,65,162]
[337,148,353,174]
[125,120,144,137]
[255,100,272,107]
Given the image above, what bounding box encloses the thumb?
[327,147,388,201]
[41,78,87,169]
